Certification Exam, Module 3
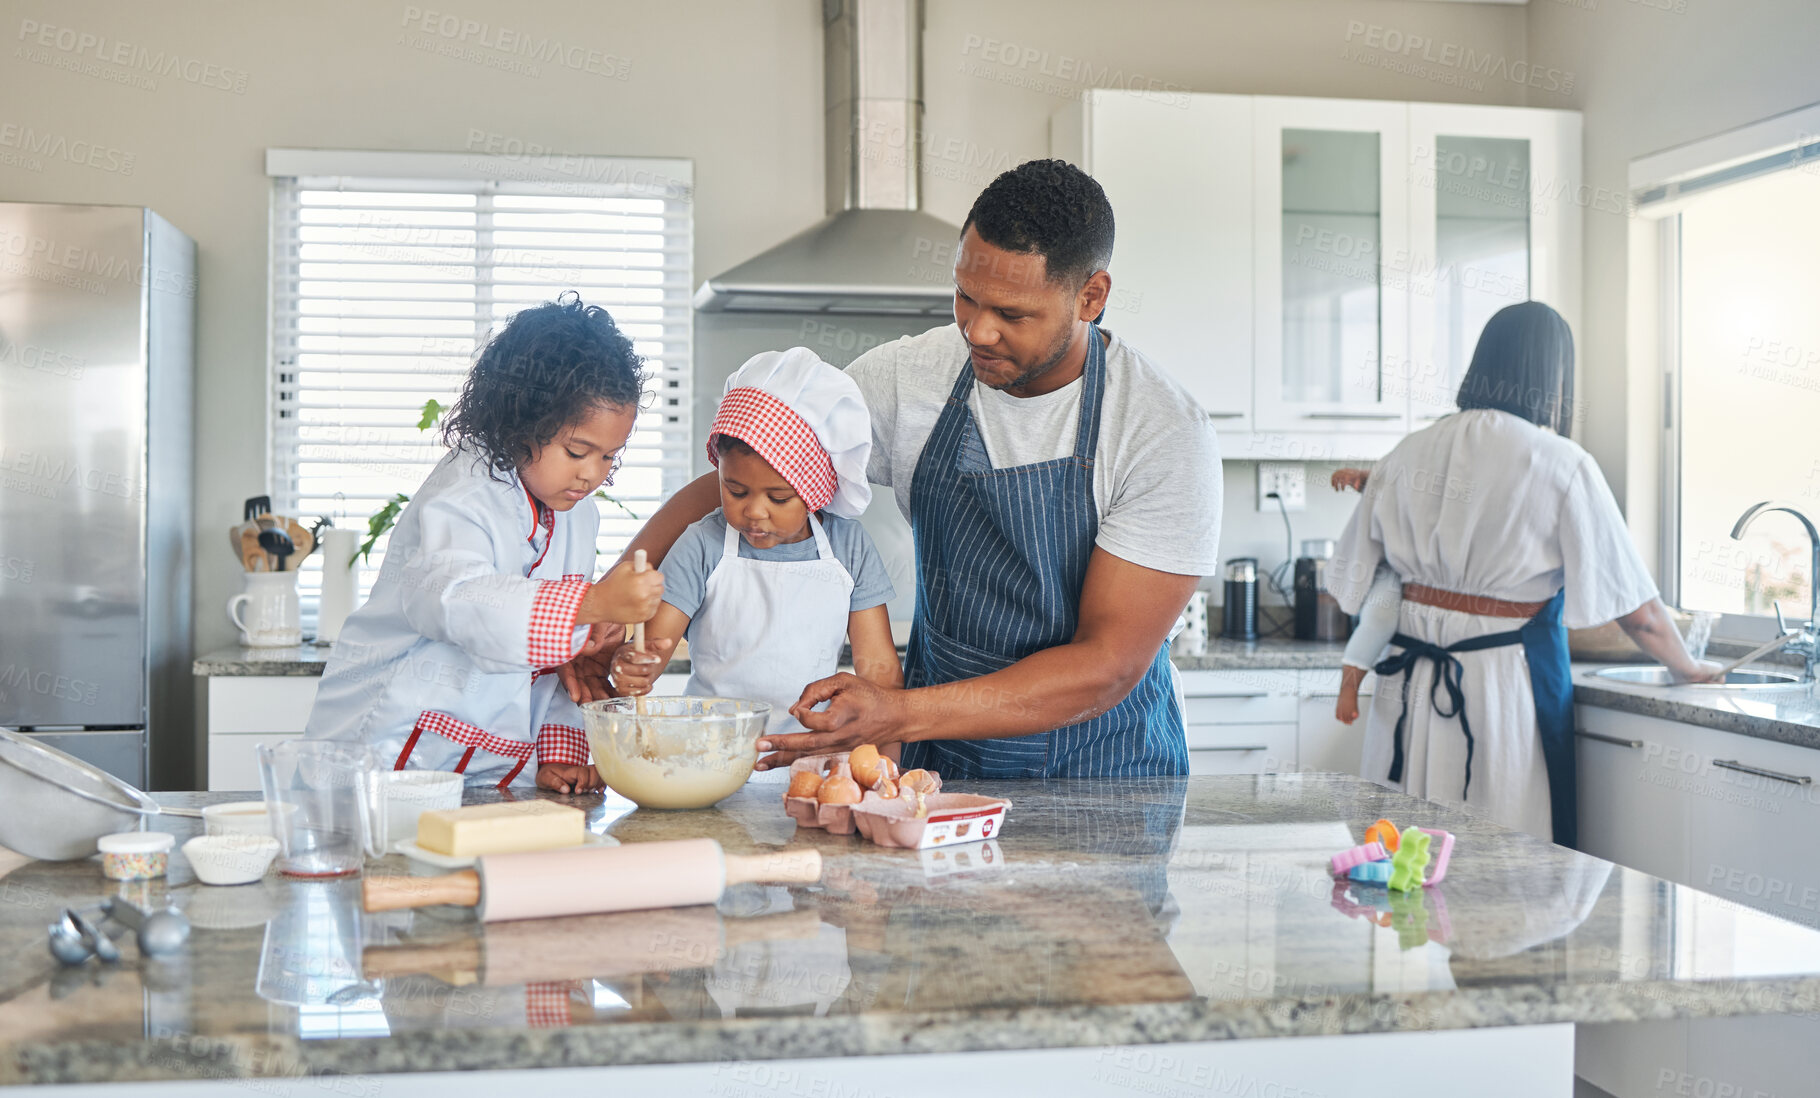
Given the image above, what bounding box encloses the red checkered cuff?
[528,577,591,668]
[536,724,590,767]
[708,387,837,512]
[524,982,576,1028]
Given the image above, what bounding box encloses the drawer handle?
[1304,691,1374,699]
[1198,745,1269,753]
[1196,691,1270,699]
[1712,759,1813,785]
[1302,412,1401,420]
[1575,731,1643,749]
[1206,412,1246,420]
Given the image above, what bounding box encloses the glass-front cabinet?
[1254,97,1410,435]
[1052,93,1582,460]
[1406,104,1581,424]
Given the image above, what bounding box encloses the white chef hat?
[707,347,873,518]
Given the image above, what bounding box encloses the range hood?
[693,0,960,316]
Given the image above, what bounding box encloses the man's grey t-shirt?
[844,323,1224,577]
[661,510,895,642]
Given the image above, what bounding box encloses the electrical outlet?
[1258,462,1306,513]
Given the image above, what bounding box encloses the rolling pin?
[361,906,821,985]
[363,838,822,923]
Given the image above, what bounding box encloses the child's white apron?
[684,514,854,742]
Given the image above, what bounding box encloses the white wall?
[0,0,1534,782]
[1521,0,1820,544]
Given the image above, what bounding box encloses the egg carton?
[850,793,1011,850]
[782,752,942,834]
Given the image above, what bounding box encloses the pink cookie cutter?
[1415,828,1455,887]
[1330,841,1388,876]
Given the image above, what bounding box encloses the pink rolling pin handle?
[1330,841,1388,877]
[1417,829,1455,886]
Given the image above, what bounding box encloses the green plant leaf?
[360,493,410,564]
[417,398,444,432]
[594,490,638,519]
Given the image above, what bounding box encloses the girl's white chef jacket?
[303,448,596,786]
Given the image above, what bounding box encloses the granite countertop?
[193,635,1357,678]
[5,776,1820,1085]
[1572,662,1820,752]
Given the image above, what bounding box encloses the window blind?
[268,169,692,626]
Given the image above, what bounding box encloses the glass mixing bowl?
[581,696,771,809]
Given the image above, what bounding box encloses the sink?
[1591,665,1804,689]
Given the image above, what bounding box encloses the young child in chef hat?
[610,347,901,760]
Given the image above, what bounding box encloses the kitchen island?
[4,775,1818,1096]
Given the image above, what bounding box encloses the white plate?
[391,831,618,869]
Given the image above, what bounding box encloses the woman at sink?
[1329,302,1716,848]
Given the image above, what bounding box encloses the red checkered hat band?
[708,387,838,512]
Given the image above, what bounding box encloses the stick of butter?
[416,800,586,857]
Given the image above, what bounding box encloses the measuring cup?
[256,741,388,877]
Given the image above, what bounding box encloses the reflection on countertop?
[3,776,1820,1086]
[1572,662,1820,752]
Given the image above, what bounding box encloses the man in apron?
[588,160,1224,778]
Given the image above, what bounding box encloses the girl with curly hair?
[305,295,664,793]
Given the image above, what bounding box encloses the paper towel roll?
[317,528,361,643]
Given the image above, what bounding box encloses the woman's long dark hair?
[1455,301,1576,435]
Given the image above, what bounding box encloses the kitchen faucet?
[1729,500,1820,687]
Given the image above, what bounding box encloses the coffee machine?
[1293,539,1352,642]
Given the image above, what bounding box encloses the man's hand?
[763,673,906,770]
[536,763,603,794]
[556,623,624,704]
[609,636,678,697]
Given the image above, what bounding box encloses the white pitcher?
[227,571,302,647]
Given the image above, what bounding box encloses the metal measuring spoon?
[102,897,190,957]
[64,909,120,963]
[48,912,91,965]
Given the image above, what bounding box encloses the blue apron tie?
[899,326,1187,779]
[1374,627,1522,800]
[1373,589,1578,847]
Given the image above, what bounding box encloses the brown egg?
[873,777,900,800]
[848,744,883,788]
[786,771,823,799]
[817,775,862,805]
[878,757,900,784]
[899,768,937,794]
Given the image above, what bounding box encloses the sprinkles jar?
[97,832,175,881]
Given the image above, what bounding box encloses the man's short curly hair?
[961,159,1115,288]
[440,293,646,477]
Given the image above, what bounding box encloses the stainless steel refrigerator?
[0,202,195,789]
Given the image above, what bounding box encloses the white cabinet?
[1178,670,1299,775]
[1296,668,1375,778]
[1055,92,1254,431]
[1679,726,1820,932]
[1573,708,1691,883]
[206,676,319,792]
[1405,104,1582,425]
[1253,96,1411,439]
[1575,703,1820,928]
[1052,92,1581,461]
[1573,705,1820,1098]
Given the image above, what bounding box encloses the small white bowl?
[182,834,280,886]
[202,800,277,836]
[384,769,464,844]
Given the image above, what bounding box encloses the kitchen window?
[1640,116,1820,631]
[265,150,693,622]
